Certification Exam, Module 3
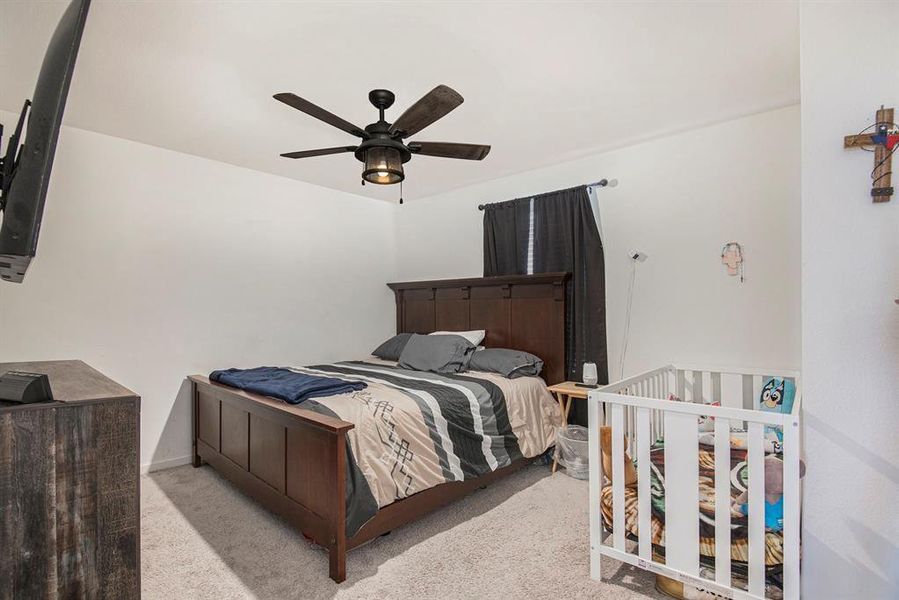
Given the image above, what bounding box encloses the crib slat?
[676,370,686,400]
[628,407,635,458]
[711,371,722,405]
[783,415,800,600]
[692,370,703,403]
[652,406,659,443]
[747,422,765,596]
[636,407,652,560]
[663,411,699,576]
[714,417,732,587]
[611,404,626,552]
[742,374,754,410]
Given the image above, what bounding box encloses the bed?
[189,273,569,582]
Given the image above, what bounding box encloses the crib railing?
[588,365,801,600]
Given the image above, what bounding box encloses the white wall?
[396,106,801,378]
[0,112,398,471]
[0,104,803,478]
[800,4,899,598]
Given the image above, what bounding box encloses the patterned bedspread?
[293,359,561,536]
[600,441,785,583]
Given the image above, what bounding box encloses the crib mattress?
[599,441,785,569]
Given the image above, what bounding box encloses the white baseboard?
[141,454,192,475]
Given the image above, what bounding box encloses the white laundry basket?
[556,424,589,479]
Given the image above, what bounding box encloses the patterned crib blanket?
[599,441,785,586]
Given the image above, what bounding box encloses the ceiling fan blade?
[280,146,357,159]
[389,85,464,137]
[274,93,369,138]
[407,142,491,161]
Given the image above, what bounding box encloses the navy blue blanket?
[209,367,366,404]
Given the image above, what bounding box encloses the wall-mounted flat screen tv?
[0,0,91,283]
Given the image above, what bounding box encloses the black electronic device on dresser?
[0,370,54,405]
[0,361,140,600]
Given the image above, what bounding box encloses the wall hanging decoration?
[843,105,897,203]
[721,242,744,282]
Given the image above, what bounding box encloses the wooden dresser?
[0,360,140,600]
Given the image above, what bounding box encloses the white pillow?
[428,330,486,346]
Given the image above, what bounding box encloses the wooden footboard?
[189,375,536,583]
[190,376,353,581]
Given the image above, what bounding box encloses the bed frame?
[189,273,569,582]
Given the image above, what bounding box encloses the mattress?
[599,441,785,583]
[292,358,561,535]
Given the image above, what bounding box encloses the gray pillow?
[372,333,413,361]
[398,334,475,374]
[468,348,544,379]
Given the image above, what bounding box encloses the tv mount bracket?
[0,99,32,212]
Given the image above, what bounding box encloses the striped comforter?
[293,359,561,535]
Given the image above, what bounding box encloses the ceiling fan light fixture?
[362,146,404,185]
[275,86,491,188]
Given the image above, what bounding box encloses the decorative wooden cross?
[844,106,897,203]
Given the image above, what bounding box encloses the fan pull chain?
[399,180,403,205]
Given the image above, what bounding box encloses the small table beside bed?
[188,273,569,582]
[546,380,594,473]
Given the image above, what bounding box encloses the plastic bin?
[556,425,589,479]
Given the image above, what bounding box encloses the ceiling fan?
[273,85,491,187]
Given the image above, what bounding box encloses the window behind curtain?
[526,198,535,275]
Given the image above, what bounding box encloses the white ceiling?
[1,1,799,201]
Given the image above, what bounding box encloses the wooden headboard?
[387,273,570,385]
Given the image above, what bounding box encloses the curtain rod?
[477,179,613,211]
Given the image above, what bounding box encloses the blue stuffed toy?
[736,455,786,531]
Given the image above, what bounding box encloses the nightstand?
[547,380,596,473]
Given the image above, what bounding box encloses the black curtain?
[483,185,607,426]
[483,198,531,276]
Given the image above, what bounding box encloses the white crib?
[587,365,802,600]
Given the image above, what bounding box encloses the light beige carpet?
[142,463,665,600]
